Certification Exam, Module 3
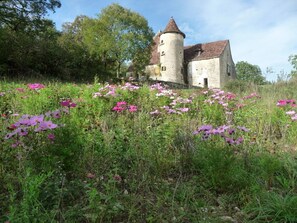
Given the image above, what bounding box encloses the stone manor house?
[145,17,236,88]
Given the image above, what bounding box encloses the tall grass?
[0,79,297,222]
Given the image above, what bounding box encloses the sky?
[47,0,297,81]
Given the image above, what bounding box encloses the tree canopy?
[0,0,61,31]
[82,3,154,77]
[235,61,266,85]
[0,3,154,81]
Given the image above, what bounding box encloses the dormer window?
[195,49,202,56]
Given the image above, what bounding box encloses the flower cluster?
[3,103,74,148]
[120,82,140,91]
[60,100,77,108]
[242,92,261,100]
[93,84,117,97]
[285,111,297,121]
[112,101,138,113]
[277,99,296,107]
[4,114,59,146]
[204,89,236,107]
[0,92,5,96]
[27,83,45,90]
[193,124,249,145]
[150,83,167,92]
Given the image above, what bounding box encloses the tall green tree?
[58,15,106,81]
[83,3,154,77]
[289,54,297,79]
[235,61,266,85]
[0,0,61,31]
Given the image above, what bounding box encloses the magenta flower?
[27,83,45,90]
[116,101,127,106]
[48,133,55,141]
[277,99,296,107]
[60,100,77,108]
[128,105,138,112]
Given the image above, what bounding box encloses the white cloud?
[170,0,297,81]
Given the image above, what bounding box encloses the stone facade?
[146,18,236,88]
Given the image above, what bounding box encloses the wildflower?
[177,107,189,112]
[128,105,138,112]
[150,110,160,115]
[0,92,5,96]
[35,121,58,132]
[116,101,127,106]
[27,83,45,90]
[237,126,249,132]
[48,133,55,141]
[112,105,125,112]
[286,111,296,116]
[60,100,77,108]
[16,88,25,92]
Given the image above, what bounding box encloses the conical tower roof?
[163,17,186,38]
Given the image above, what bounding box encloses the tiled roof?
[149,32,161,65]
[184,40,228,62]
[163,17,186,38]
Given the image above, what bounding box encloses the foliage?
[236,61,267,85]
[289,54,297,79]
[82,3,154,77]
[0,0,61,31]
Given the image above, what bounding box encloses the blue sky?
[47,0,297,81]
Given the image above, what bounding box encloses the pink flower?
[177,107,189,112]
[27,83,45,90]
[116,101,127,106]
[60,100,77,108]
[286,111,296,116]
[128,105,138,112]
[16,88,25,92]
[112,106,125,112]
[48,133,55,141]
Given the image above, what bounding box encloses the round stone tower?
[159,17,185,84]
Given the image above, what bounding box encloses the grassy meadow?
[1,78,297,222]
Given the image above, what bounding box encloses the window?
[161,51,165,56]
[161,66,166,71]
[204,78,208,88]
[227,64,231,76]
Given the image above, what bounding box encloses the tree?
[0,0,61,31]
[289,54,297,78]
[235,61,266,85]
[83,3,154,77]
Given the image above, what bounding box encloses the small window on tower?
[161,66,166,71]
[160,40,164,45]
[227,64,231,76]
[161,51,165,56]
